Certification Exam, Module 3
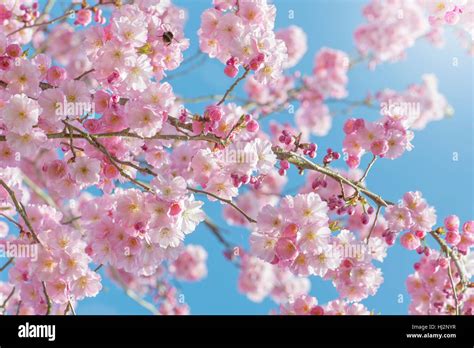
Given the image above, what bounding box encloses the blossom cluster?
[342,115,414,169]
[0,0,471,317]
[170,244,208,281]
[1,2,42,46]
[295,47,349,137]
[245,46,350,137]
[376,74,453,130]
[198,0,288,83]
[354,0,428,67]
[425,0,474,35]
[1,169,101,314]
[442,216,474,254]
[250,192,343,277]
[278,294,371,315]
[324,230,384,302]
[384,191,437,250]
[108,266,190,315]
[223,168,287,227]
[189,109,277,200]
[406,250,474,315]
[342,74,451,168]
[85,3,189,90]
[80,181,205,275]
[238,254,310,303]
[275,26,308,69]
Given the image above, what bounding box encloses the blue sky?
[2,0,472,315]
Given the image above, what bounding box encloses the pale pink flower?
[123,54,153,92]
[71,157,101,185]
[126,101,164,137]
[4,60,40,97]
[385,206,413,232]
[238,254,274,302]
[2,94,40,134]
[313,47,349,99]
[72,271,102,299]
[149,225,184,249]
[276,26,307,68]
[170,244,208,281]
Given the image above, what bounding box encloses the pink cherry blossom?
[2,94,40,134]
[0,0,470,319]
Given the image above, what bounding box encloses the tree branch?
[109,267,160,315]
[446,258,460,315]
[217,67,250,106]
[188,187,257,223]
[7,1,116,37]
[273,148,392,208]
[0,286,15,312]
[42,281,51,315]
[358,154,377,183]
[0,257,14,272]
[0,179,42,245]
[203,218,233,249]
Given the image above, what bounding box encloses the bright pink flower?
[275,237,298,261]
[463,221,474,234]
[204,105,223,122]
[346,154,360,169]
[46,66,67,86]
[444,215,460,232]
[0,4,12,21]
[246,119,259,132]
[224,64,239,78]
[446,231,461,246]
[370,139,389,156]
[5,44,21,58]
[75,9,92,26]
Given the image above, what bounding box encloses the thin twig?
[0,213,22,229]
[429,230,469,290]
[16,301,22,315]
[110,267,160,315]
[42,281,51,315]
[204,219,233,249]
[358,154,377,184]
[365,205,381,244]
[21,173,59,209]
[217,67,250,106]
[74,69,95,81]
[7,2,116,37]
[0,286,15,311]
[165,54,207,81]
[273,148,392,208]
[0,179,42,245]
[188,187,257,223]
[0,257,14,272]
[446,258,460,315]
[65,300,76,315]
